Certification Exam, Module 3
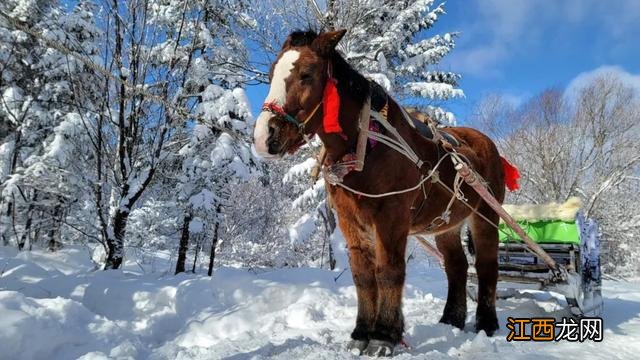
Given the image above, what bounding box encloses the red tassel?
[500,156,520,192]
[322,78,342,134]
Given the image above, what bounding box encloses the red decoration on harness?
[500,156,520,192]
[322,78,342,134]
[368,120,380,147]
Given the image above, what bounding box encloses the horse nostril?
[267,141,280,155]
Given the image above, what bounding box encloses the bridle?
[260,100,322,155]
[261,100,322,135]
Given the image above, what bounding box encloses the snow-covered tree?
[0,0,103,250]
[1,0,260,272]
[89,0,258,269]
[323,0,462,123]
[174,85,258,275]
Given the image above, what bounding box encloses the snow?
[46,112,84,165]
[189,217,204,234]
[283,157,318,184]
[292,178,325,209]
[1,86,24,120]
[288,213,316,246]
[2,244,640,359]
[405,82,464,100]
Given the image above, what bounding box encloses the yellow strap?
[301,101,323,126]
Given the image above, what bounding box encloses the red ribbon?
[322,78,341,134]
[500,156,520,192]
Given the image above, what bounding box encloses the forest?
[2,0,637,276]
[2,1,640,359]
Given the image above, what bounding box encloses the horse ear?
[281,37,293,50]
[312,29,347,57]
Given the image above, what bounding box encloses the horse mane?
[287,30,371,108]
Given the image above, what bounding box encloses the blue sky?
[437,0,640,123]
[247,0,640,124]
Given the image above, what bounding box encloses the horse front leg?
[342,223,377,354]
[347,243,377,353]
[364,221,408,357]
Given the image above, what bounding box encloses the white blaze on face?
[253,50,300,158]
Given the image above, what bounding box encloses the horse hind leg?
[435,226,468,329]
[469,206,500,336]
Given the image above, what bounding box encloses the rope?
[332,154,452,198]
[370,112,423,168]
[433,176,545,260]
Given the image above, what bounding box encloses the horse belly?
[409,196,475,236]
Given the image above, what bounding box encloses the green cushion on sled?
[498,220,580,245]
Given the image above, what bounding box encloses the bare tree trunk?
[175,212,192,274]
[46,227,57,251]
[47,203,62,251]
[328,241,336,270]
[1,201,12,246]
[192,239,200,273]
[104,210,128,269]
[207,222,219,276]
[208,205,222,276]
[18,191,37,251]
[1,131,21,246]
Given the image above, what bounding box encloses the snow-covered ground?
[1,245,640,360]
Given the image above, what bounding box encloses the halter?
[261,101,322,133]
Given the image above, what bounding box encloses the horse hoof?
[439,314,465,330]
[347,339,369,355]
[476,316,499,336]
[363,339,395,357]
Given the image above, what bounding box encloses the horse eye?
[300,73,312,82]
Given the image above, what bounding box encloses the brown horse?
[253,30,505,356]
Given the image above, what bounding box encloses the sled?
[415,192,603,317]
[462,197,603,317]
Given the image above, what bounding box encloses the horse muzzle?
[253,112,282,159]
[266,122,285,156]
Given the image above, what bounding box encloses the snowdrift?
[1,245,640,359]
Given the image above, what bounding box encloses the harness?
[323,81,456,184]
[321,80,474,231]
[260,73,470,230]
[262,102,321,129]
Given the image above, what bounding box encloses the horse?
[253,29,506,357]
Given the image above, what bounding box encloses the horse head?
[253,29,347,159]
